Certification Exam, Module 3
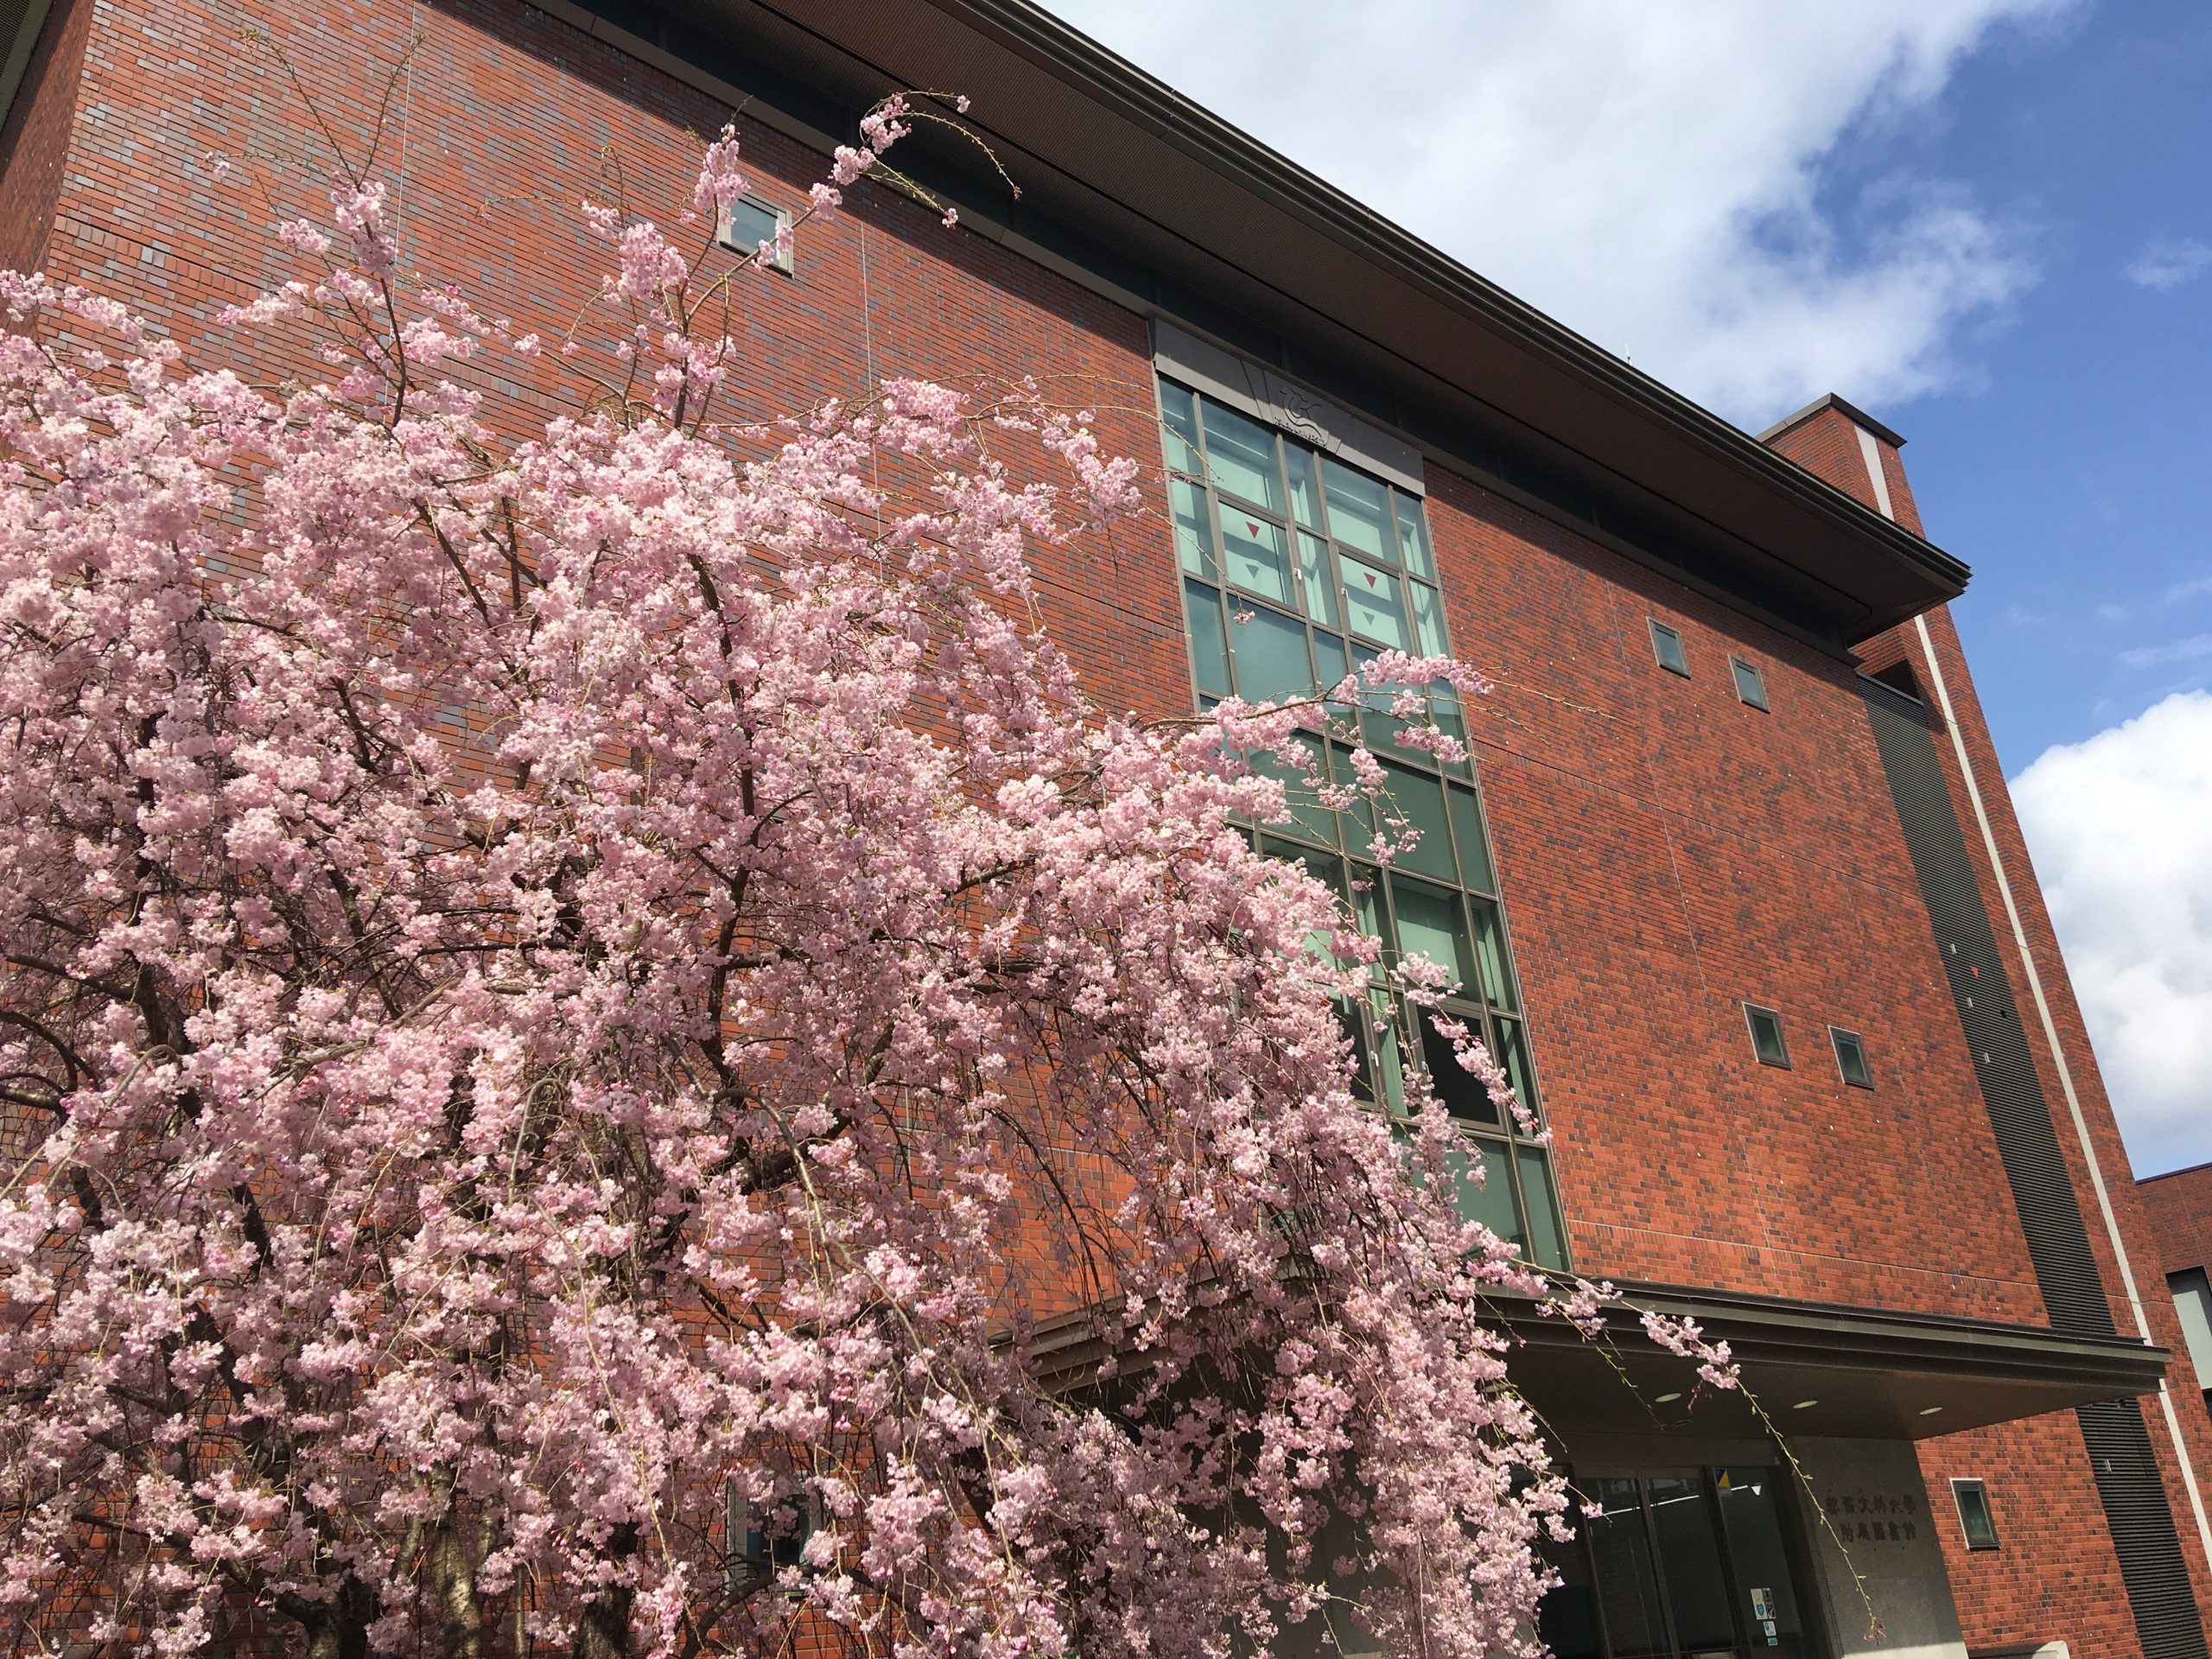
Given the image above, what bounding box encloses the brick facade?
[2143,1165,2212,1281]
[3,0,2206,1655]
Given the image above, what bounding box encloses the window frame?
[1729,655,1770,711]
[1948,1478,1999,1551]
[716,194,795,274]
[1828,1026,1874,1089]
[1744,1002,1791,1069]
[1648,617,1691,677]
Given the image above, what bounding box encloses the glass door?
[1539,1467,1818,1659]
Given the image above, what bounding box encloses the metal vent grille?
[1862,681,2112,1335]
[1863,679,2208,1659]
[2077,1396,2212,1659]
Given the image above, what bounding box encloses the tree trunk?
[429,1516,484,1659]
[569,1523,637,1659]
[300,1579,373,1659]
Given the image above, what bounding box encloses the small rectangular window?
[1829,1027,1873,1088]
[719,195,793,273]
[1730,656,1770,711]
[1745,1003,1789,1068]
[1648,618,1690,677]
[1950,1478,1999,1550]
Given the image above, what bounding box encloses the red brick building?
[3,1,2207,1656]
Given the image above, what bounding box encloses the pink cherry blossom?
[0,98,1738,1659]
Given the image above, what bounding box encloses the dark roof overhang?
[1499,1279,2170,1442]
[551,0,1969,648]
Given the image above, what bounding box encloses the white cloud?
[2119,632,2212,670]
[2013,692,2212,1174]
[2164,575,2212,605]
[2125,236,2212,292]
[1043,0,2062,425]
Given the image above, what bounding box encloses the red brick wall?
[1420,465,2047,1319]
[1920,1412,2149,1659]
[0,0,92,278]
[2142,1164,2212,1278]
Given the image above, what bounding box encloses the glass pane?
[1956,1484,1999,1548]
[1389,875,1473,989]
[1170,476,1215,579]
[1261,836,1349,968]
[1376,759,1456,882]
[1448,785,1497,892]
[1185,580,1231,699]
[1160,379,1203,475]
[1471,897,1516,1010]
[1492,1014,1540,1116]
[1834,1031,1872,1087]
[722,195,781,251]
[1296,531,1339,626]
[1320,454,1392,560]
[1230,603,1314,706]
[1516,1147,1567,1268]
[1714,1469,1811,1659]
[2172,1270,2212,1380]
[1433,690,1470,776]
[1286,444,1325,530]
[1199,397,1284,512]
[1350,863,1388,950]
[1587,1478,1671,1659]
[1538,1529,1605,1659]
[1732,658,1770,711]
[1748,1008,1789,1066]
[1394,493,1435,578]
[1411,582,1447,655]
[1340,555,1410,649]
[1249,734,1335,846]
[1370,989,1405,1112]
[1340,655,1424,768]
[1449,1134,1521,1247]
[1648,1473,1737,1659]
[1221,509,1294,607]
[1421,1013,1501,1124]
[1313,632,1350,703]
[1337,996,1375,1103]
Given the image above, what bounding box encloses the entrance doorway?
[1540,1467,1815,1659]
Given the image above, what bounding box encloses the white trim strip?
[1857,425,1897,521]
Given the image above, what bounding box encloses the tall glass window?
[1160,374,1566,1268]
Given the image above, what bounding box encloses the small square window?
[1830,1027,1873,1088]
[718,195,793,273]
[1649,618,1690,677]
[1730,657,1770,711]
[1744,1003,1789,1068]
[1950,1478,1999,1550]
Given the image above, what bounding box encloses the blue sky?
[1046,0,2212,1173]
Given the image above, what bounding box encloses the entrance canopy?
[1500,1281,2170,1441]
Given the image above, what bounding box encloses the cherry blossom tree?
[0,99,1730,1659]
